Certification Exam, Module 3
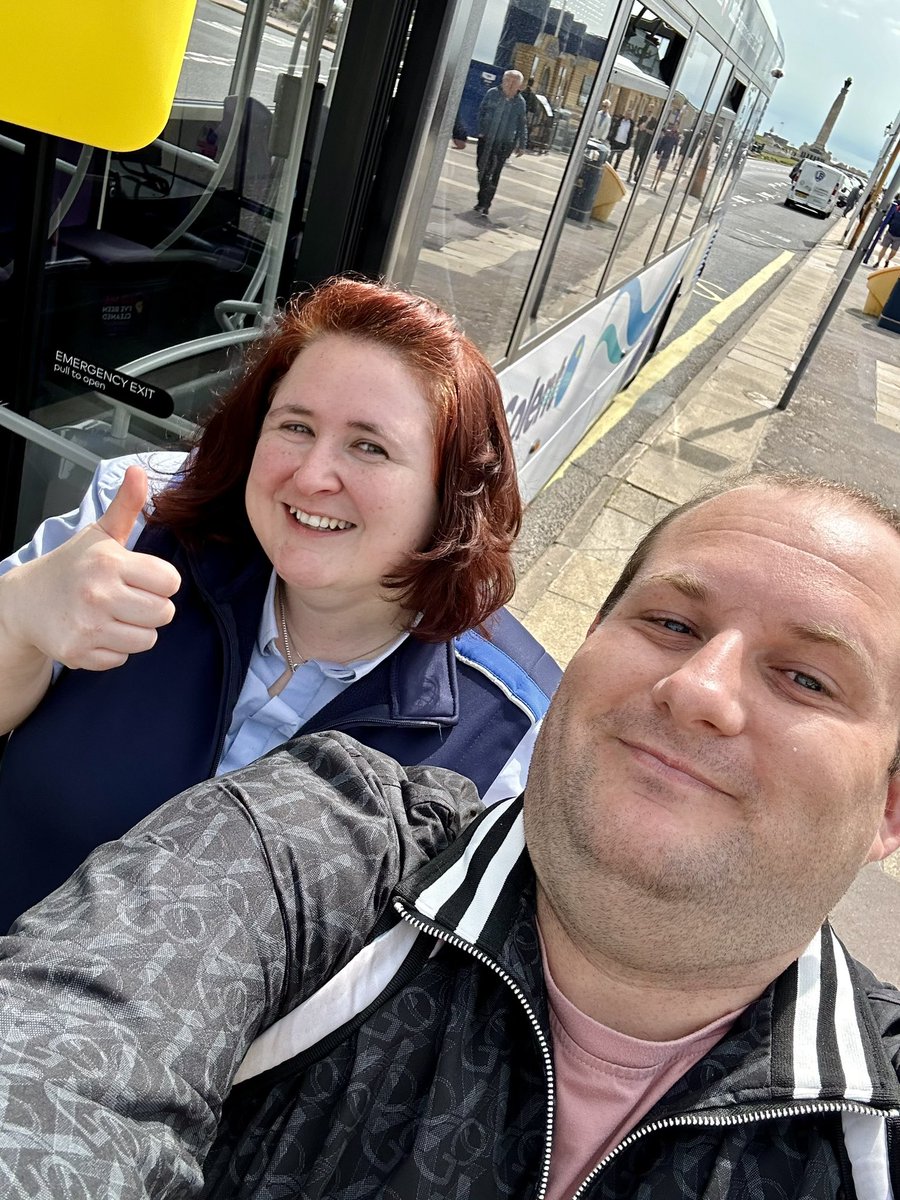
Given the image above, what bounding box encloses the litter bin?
[878,277,900,333]
[567,145,606,225]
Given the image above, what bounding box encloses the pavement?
[511,215,900,985]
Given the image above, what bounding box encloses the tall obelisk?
[800,77,852,163]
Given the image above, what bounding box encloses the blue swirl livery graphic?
[555,336,583,403]
[592,275,669,370]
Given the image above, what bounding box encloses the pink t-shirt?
[541,945,746,1200]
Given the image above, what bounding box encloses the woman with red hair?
[0,277,560,926]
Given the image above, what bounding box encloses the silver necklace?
[278,582,306,672]
[277,580,403,672]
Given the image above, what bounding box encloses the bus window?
[710,85,765,213]
[407,0,617,365]
[697,81,758,225]
[643,37,724,261]
[529,1,685,337]
[0,0,346,539]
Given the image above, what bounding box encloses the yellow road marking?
[544,249,794,488]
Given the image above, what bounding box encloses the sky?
[764,0,900,171]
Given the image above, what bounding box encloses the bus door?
[0,0,361,554]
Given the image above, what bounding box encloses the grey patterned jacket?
[0,733,898,1199]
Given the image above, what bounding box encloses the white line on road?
[197,19,240,35]
[694,280,727,302]
[185,52,234,66]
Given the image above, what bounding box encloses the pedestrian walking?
[609,111,633,168]
[842,180,862,217]
[869,194,900,268]
[628,114,656,182]
[473,70,527,218]
[651,123,679,190]
[594,98,612,143]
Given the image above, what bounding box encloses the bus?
[0,0,783,550]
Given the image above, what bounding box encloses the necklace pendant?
[268,664,295,698]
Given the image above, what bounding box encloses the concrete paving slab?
[512,544,575,616]
[548,548,629,610]
[691,360,788,405]
[579,506,651,556]
[666,396,774,437]
[556,475,620,549]
[729,344,797,372]
[607,439,649,479]
[625,445,721,504]
[606,481,677,525]
[639,408,676,445]
[760,313,813,335]
[648,433,739,475]
[876,386,900,409]
[522,588,597,666]
[657,406,767,455]
[875,359,900,402]
[744,313,813,339]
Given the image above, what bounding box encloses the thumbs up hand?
[4,466,182,672]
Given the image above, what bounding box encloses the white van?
[785,160,847,217]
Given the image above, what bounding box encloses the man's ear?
[586,611,602,637]
[866,773,900,863]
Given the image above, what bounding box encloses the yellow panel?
[865,266,900,317]
[0,0,198,151]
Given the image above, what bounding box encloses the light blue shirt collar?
[259,571,408,682]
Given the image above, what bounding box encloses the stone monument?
[798,76,852,163]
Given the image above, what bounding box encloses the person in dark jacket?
[473,69,528,217]
[0,275,560,926]
[628,113,656,182]
[651,122,680,190]
[0,472,898,1198]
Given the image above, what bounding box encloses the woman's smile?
[245,333,439,602]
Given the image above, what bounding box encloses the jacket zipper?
[393,899,899,1200]
[188,552,244,773]
[569,1098,899,1198]
[393,899,557,1200]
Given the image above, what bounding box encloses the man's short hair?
[597,470,900,623]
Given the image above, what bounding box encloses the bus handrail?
[0,405,100,472]
[116,326,260,377]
